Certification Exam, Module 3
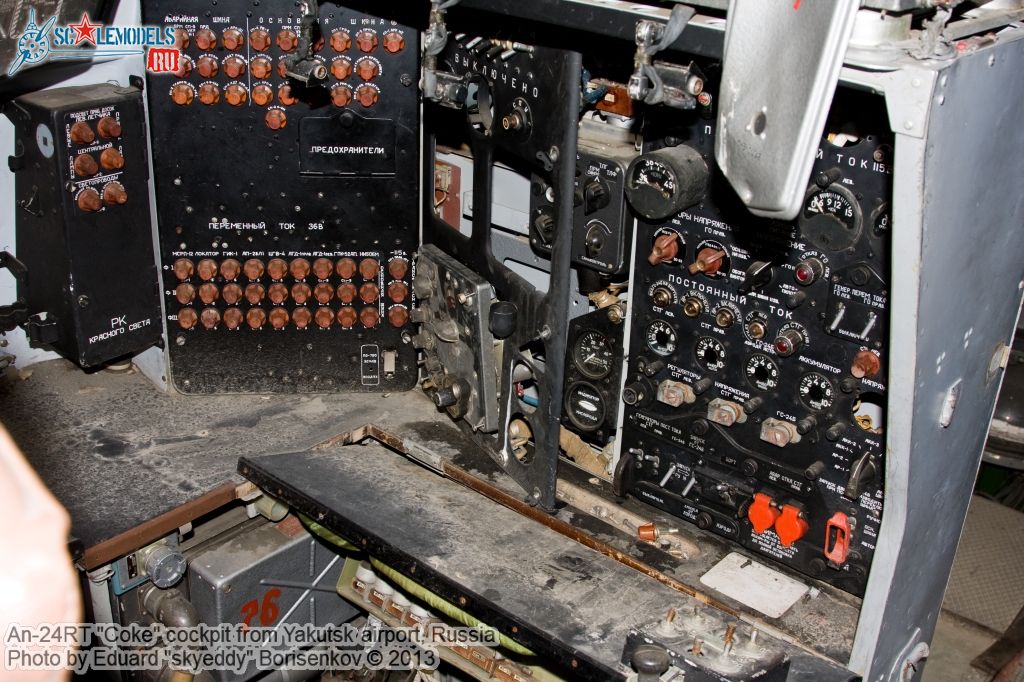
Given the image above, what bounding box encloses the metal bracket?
[0,251,30,332]
[627,4,698,107]
[284,0,328,85]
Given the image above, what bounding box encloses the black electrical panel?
[4,83,162,368]
[618,105,892,596]
[563,307,625,445]
[142,2,420,393]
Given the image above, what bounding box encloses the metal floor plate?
[944,495,1024,633]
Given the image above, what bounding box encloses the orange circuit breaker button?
[747,493,780,535]
[775,504,809,547]
[331,30,352,53]
[249,28,271,52]
[824,511,851,565]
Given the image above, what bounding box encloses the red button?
[747,493,780,535]
[775,504,808,547]
[824,512,851,564]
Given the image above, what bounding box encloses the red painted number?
[240,588,282,627]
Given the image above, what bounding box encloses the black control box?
[4,83,162,368]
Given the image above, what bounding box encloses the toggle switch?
[824,512,851,565]
[747,493,781,535]
[775,504,808,547]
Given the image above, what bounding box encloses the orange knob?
[196,259,218,281]
[171,83,195,106]
[336,283,357,304]
[775,504,809,548]
[337,307,358,328]
[269,307,290,329]
[220,258,241,280]
[193,28,216,51]
[250,56,272,79]
[355,84,379,108]
[267,258,288,280]
[249,28,271,52]
[175,283,195,304]
[221,283,243,305]
[388,306,409,328]
[198,283,219,304]
[315,307,335,328]
[173,258,195,281]
[330,30,351,52]
[178,308,198,330]
[277,58,288,78]
[224,84,248,106]
[223,307,244,330]
[245,283,266,304]
[382,31,405,54]
[292,307,312,329]
[77,188,102,212]
[747,493,781,535]
[277,29,297,52]
[312,258,334,280]
[291,283,312,304]
[102,182,127,206]
[360,307,380,328]
[100,148,125,170]
[96,116,122,139]
[689,247,728,276]
[331,57,352,80]
[69,121,95,145]
[336,258,357,279]
[198,83,220,105]
[359,283,379,304]
[290,258,311,280]
[174,57,193,78]
[313,283,334,304]
[355,57,379,81]
[74,153,98,177]
[173,27,190,50]
[268,283,288,304]
[851,350,881,379]
[359,258,379,280]
[387,281,408,303]
[331,85,352,107]
[222,28,244,51]
[648,233,679,266]
[251,84,273,106]
[278,84,298,106]
[264,109,287,130]
[243,258,265,280]
[223,55,246,79]
[196,55,218,78]
[355,29,377,52]
[246,308,267,329]
[388,258,409,280]
[200,307,221,330]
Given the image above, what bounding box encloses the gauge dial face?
[631,158,677,199]
[804,189,856,227]
[799,372,835,411]
[565,381,606,432]
[646,320,677,356]
[695,336,726,372]
[799,184,863,252]
[745,354,780,391]
[572,330,614,380]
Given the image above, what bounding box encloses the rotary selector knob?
[143,545,186,588]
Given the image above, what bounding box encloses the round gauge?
[565,382,607,432]
[572,330,615,380]
[745,354,780,392]
[624,146,708,221]
[872,202,890,237]
[695,336,726,372]
[646,320,677,357]
[799,372,835,411]
[798,183,863,252]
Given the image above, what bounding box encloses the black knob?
[691,418,709,436]
[532,208,555,243]
[632,645,671,681]
[743,397,763,414]
[695,512,713,530]
[640,359,666,377]
[796,416,818,435]
[623,378,654,407]
[489,301,517,339]
[804,460,825,480]
[840,377,860,393]
[740,459,759,476]
[432,385,460,408]
[585,224,606,257]
[739,260,773,294]
[693,377,713,395]
[583,178,610,214]
[825,422,847,442]
[786,291,806,309]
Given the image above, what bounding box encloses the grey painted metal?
[846,33,1024,680]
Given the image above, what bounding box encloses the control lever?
[844,453,877,500]
[284,0,328,85]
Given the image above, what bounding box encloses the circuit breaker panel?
[143,2,419,393]
[618,110,891,596]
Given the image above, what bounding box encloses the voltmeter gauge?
[572,330,614,380]
[745,354,780,392]
[799,183,862,252]
[646,320,677,356]
[799,372,835,411]
[624,145,708,221]
[565,381,607,432]
[695,336,726,372]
